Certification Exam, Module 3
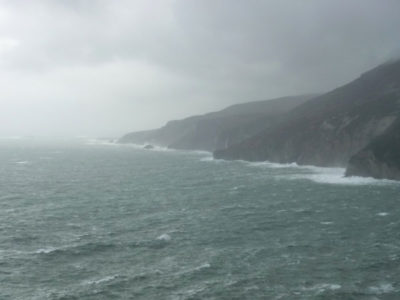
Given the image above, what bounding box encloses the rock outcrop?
[345,117,400,180]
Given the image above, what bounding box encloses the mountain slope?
[214,60,400,167]
[119,95,315,151]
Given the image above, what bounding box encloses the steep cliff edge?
[214,60,400,168]
[345,117,400,180]
[119,95,314,151]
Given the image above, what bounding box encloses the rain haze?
[1,0,399,138]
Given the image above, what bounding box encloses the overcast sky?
[0,0,399,137]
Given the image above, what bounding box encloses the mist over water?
[1,139,400,299]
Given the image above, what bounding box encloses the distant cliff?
[215,60,400,171]
[120,60,400,181]
[119,95,315,151]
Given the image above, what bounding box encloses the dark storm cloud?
[172,0,400,90]
[0,0,399,136]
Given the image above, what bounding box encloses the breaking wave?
[214,158,399,186]
[282,168,398,185]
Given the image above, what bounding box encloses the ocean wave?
[101,141,212,158]
[245,161,398,185]
[210,157,398,185]
[34,242,118,257]
[14,161,31,165]
[246,161,304,169]
[156,233,171,242]
[193,263,211,271]
[284,171,398,185]
[245,160,345,174]
[85,140,173,153]
[200,156,214,162]
[85,139,118,146]
[175,262,212,278]
[124,143,173,152]
[377,212,389,217]
[367,283,395,294]
[185,150,211,156]
[320,221,334,225]
[35,247,59,254]
[84,274,120,285]
[0,194,22,201]
[301,283,341,293]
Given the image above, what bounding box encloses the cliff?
[119,95,315,151]
[345,117,400,180]
[215,60,400,168]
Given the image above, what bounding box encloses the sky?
[0,0,399,138]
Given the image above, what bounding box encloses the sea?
[1,138,399,300]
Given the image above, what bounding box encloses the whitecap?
[15,161,30,165]
[320,221,334,225]
[157,234,171,242]
[84,275,118,285]
[146,145,171,152]
[247,161,301,169]
[194,263,211,271]
[377,212,389,217]
[233,159,398,185]
[279,167,397,186]
[301,283,341,293]
[308,173,396,185]
[128,144,175,152]
[35,247,58,254]
[187,150,211,155]
[368,283,395,294]
[85,139,117,146]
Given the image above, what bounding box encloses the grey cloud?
[0,0,399,136]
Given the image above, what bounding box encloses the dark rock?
[345,117,400,180]
[143,144,154,150]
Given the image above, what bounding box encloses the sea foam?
[270,164,397,186]
[35,247,58,254]
[377,212,389,217]
[367,283,395,294]
[84,274,119,285]
[297,172,397,186]
[224,158,398,185]
[301,283,341,293]
[157,234,171,242]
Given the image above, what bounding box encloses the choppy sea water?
[1,138,400,300]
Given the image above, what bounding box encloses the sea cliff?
[215,60,400,179]
[121,60,400,181]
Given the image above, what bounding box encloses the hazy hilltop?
[118,95,315,152]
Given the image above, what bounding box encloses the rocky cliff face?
[215,60,400,169]
[345,117,400,180]
[119,95,314,151]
